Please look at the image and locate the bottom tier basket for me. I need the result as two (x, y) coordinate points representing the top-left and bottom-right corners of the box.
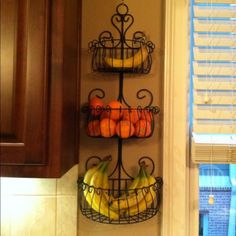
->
(78, 177), (163, 224)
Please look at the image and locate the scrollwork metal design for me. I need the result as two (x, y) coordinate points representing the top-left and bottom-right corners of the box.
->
(85, 156), (102, 171)
(88, 3), (155, 73)
(88, 88), (106, 101)
(138, 156), (155, 176)
(136, 89), (153, 108)
(111, 3), (134, 48)
(86, 87), (160, 112)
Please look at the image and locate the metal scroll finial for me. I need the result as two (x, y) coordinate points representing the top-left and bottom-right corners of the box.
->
(89, 2), (155, 74)
(116, 2), (128, 15)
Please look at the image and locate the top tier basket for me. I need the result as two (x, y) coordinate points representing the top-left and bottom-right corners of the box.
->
(88, 3), (155, 74)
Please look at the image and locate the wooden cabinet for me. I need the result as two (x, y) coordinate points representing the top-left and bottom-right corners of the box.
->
(0, 0), (81, 178)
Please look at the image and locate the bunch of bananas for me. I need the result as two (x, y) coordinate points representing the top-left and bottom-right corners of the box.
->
(82, 156), (119, 220)
(82, 158), (157, 220)
(110, 162), (157, 216)
(104, 46), (148, 69)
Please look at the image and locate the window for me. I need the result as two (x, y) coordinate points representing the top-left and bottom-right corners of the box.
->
(190, 0), (236, 163)
(199, 164), (234, 236)
(189, 1), (236, 236)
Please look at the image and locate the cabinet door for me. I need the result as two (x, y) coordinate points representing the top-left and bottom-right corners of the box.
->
(1, 0), (49, 164)
(0, 0), (81, 177)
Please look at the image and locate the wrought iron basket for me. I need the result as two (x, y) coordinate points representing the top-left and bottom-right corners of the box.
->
(83, 87), (161, 139)
(85, 105), (160, 139)
(89, 37), (155, 74)
(78, 170), (163, 224)
(88, 3), (155, 74)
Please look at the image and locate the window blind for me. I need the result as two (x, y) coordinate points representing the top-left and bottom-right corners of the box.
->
(191, 0), (236, 163)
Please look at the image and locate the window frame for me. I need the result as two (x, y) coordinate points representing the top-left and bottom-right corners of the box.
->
(163, 0), (198, 235)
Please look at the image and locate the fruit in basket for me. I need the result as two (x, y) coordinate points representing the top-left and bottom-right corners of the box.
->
(140, 110), (154, 122)
(88, 161), (118, 219)
(134, 119), (152, 137)
(122, 108), (140, 124)
(103, 100), (123, 121)
(110, 162), (149, 211)
(89, 96), (104, 116)
(104, 46), (148, 68)
(109, 162), (157, 217)
(83, 162), (103, 196)
(83, 156), (119, 220)
(126, 165), (157, 216)
(87, 120), (101, 136)
(100, 118), (116, 138)
(143, 168), (157, 208)
(116, 120), (135, 138)
(83, 161), (104, 208)
(100, 110), (109, 120)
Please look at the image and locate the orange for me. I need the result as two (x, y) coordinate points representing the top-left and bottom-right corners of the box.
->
(100, 110), (109, 120)
(134, 119), (152, 137)
(100, 118), (116, 138)
(87, 120), (101, 137)
(116, 120), (135, 138)
(103, 100), (123, 121)
(89, 96), (104, 116)
(122, 108), (140, 124)
(140, 110), (154, 122)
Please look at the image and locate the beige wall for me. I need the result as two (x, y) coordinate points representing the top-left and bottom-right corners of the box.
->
(78, 0), (165, 235)
(0, 165), (78, 236)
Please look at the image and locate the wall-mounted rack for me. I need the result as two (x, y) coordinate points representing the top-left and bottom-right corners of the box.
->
(78, 3), (163, 225)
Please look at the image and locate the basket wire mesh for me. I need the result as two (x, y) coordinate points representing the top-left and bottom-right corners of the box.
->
(78, 176), (163, 224)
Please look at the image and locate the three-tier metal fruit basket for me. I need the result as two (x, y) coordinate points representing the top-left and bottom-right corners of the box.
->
(78, 3), (163, 225)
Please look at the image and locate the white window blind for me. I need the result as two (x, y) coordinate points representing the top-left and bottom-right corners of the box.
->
(191, 0), (236, 163)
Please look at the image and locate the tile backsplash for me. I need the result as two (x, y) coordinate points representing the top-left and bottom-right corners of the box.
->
(0, 165), (78, 236)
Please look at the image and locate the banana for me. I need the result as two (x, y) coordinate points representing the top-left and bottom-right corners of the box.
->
(126, 174), (141, 194)
(143, 171), (157, 207)
(110, 164), (149, 211)
(83, 156), (112, 206)
(101, 165), (114, 202)
(119, 167), (141, 197)
(104, 46), (148, 68)
(87, 160), (119, 220)
(83, 161), (104, 206)
(108, 173), (141, 214)
(125, 167), (157, 216)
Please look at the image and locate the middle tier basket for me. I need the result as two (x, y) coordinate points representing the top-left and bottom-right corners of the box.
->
(85, 103), (160, 139)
